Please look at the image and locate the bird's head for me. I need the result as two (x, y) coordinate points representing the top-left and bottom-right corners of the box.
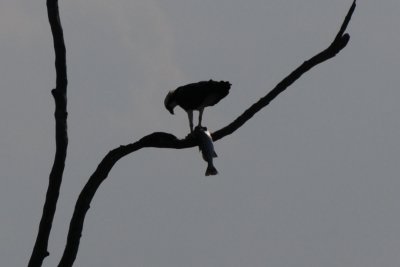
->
(164, 91), (177, 114)
(220, 81), (232, 89)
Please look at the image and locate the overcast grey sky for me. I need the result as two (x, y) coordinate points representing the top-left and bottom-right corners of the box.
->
(1, 0), (400, 266)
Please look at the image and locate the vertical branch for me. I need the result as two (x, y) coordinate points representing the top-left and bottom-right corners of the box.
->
(28, 0), (68, 266)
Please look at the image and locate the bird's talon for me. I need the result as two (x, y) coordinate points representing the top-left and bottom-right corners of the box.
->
(185, 131), (195, 139)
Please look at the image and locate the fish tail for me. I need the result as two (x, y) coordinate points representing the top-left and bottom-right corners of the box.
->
(205, 164), (218, 176)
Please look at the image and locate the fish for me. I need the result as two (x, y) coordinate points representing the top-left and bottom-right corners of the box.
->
(194, 126), (218, 176)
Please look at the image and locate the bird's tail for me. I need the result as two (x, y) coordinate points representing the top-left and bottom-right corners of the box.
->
(205, 164), (218, 176)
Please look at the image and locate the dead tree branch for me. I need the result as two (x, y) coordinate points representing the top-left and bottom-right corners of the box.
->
(213, 1), (356, 141)
(28, 0), (68, 266)
(58, 1), (356, 266)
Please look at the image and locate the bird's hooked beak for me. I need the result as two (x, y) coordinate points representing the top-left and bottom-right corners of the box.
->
(164, 91), (176, 115)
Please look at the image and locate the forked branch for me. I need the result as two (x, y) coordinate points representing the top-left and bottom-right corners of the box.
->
(59, 1), (356, 266)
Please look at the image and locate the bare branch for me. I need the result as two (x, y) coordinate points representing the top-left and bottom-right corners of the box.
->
(335, 0), (356, 43)
(28, 0), (68, 266)
(213, 0), (356, 141)
(58, 1), (356, 266)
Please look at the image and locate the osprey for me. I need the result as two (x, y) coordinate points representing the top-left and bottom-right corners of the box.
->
(164, 80), (231, 132)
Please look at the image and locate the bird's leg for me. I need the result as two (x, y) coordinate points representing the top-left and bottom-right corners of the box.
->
(198, 108), (204, 128)
(187, 110), (194, 132)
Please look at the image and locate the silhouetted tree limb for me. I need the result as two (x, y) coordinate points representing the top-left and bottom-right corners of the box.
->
(28, 0), (68, 266)
(213, 1), (356, 141)
(58, 1), (356, 266)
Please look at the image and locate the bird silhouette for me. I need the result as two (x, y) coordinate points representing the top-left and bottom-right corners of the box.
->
(164, 80), (231, 132)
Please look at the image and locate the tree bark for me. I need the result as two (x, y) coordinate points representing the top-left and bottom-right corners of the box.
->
(58, 1), (356, 266)
(28, 0), (68, 266)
